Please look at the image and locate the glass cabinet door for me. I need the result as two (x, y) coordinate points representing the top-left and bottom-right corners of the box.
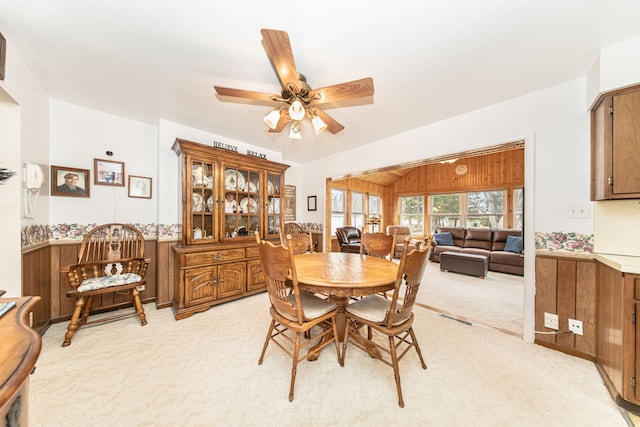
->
(222, 165), (261, 241)
(265, 173), (283, 239)
(190, 159), (216, 243)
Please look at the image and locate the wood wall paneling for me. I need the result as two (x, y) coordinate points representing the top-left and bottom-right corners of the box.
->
(535, 256), (558, 344)
(557, 259), (577, 348)
(535, 255), (596, 358)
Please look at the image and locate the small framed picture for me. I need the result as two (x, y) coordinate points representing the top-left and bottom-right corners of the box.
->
(94, 158), (125, 186)
(51, 166), (90, 197)
(307, 195), (317, 211)
(0, 32), (6, 81)
(128, 175), (152, 199)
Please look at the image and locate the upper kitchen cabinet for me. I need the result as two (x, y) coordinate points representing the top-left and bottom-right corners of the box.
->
(591, 85), (640, 200)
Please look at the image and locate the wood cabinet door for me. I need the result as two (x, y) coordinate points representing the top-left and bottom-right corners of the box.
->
(613, 91), (640, 196)
(217, 262), (246, 299)
(246, 259), (265, 291)
(184, 266), (217, 306)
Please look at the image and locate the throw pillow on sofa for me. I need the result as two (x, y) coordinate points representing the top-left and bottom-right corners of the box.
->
(504, 235), (523, 253)
(434, 232), (454, 246)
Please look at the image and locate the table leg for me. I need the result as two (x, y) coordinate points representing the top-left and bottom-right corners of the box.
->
(329, 295), (349, 341)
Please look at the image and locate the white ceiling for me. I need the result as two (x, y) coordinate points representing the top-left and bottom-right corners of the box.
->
(2, 1), (640, 163)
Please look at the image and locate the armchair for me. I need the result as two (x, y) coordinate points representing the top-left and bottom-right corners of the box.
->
(335, 226), (362, 253)
(386, 225), (420, 259)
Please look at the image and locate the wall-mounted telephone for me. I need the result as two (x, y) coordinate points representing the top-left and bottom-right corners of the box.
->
(23, 162), (45, 219)
(25, 162), (45, 191)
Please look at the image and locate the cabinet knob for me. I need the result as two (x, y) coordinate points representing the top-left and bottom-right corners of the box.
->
(214, 253), (223, 261)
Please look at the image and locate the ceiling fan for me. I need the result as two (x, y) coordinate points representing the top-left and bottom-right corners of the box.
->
(214, 29), (374, 139)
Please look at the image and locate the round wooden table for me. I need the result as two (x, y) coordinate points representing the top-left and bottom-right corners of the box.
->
(294, 252), (398, 340)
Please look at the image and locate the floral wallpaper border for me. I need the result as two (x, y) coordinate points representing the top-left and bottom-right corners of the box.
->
(21, 223), (182, 247)
(534, 231), (594, 254)
(22, 225), (594, 254)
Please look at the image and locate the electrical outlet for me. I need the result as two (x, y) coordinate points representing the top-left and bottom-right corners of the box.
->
(544, 312), (559, 330)
(569, 318), (583, 335)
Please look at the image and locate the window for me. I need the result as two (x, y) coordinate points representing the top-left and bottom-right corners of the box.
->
(399, 195), (424, 234)
(466, 190), (504, 228)
(514, 187), (524, 230)
(331, 188), (346, 234)
(352, 192), (365, 230)
(368, 194), (381, 219)
(428, 190), (506, 234)
(430, 193), (461, 231)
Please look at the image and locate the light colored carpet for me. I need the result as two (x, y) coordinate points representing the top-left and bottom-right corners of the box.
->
(418, 261), (524, 335)
(29, 289), (629, 426)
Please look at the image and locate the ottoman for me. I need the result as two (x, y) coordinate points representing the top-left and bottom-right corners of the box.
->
(439, 251), (488, 279)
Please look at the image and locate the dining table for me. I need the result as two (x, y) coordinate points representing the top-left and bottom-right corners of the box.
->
(293, 252), (399, 341)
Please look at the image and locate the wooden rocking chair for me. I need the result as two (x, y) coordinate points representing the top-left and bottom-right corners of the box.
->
(62, 223), (150, 347)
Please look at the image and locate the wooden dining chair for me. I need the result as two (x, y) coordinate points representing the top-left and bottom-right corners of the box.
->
(279, 228), (314, 255)
(360, 230), (397, 261)
(341, 237), (432, 407)
(254, 231), (342, 402)
(61, 223), (150, 347)
(283, 222), (305, 235)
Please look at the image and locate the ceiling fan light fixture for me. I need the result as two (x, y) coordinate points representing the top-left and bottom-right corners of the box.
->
(311, 113), (327, 135)
(288, 98), (305, 121)
(263, 109), (281, 129)
(288, 121), (302, 140)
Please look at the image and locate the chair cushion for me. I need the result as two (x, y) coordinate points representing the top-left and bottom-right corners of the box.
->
(434, 232), (454, 246)
(346, 294), (403, 324)
(77, 273), (142, 292)
(504, 235), (523, 253)
(282, 291), (337, 320)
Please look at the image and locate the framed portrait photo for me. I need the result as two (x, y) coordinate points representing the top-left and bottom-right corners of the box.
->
(128, 175), (152, 199)
(51, 165), (90, 198)
(94, 158), (125, 186)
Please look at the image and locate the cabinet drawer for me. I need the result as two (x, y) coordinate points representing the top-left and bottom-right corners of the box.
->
(183, 249), (245, 267)
(246, 246), (259, 258)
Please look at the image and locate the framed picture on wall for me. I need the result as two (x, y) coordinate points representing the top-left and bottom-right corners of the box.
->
(0, 32), (6, 81)
(307, 195), (317, 211)
(94, 158), (125, 186)
(128, 175), (152, 199)
(51, 165), (90, 197)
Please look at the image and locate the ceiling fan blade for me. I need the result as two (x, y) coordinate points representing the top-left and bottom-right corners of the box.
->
(313, 108), (345, 134)
(260, 29), (300, 94)
(309, 77), (374, 104)
(214, 86), (278, 103)
(268, 109), (290, 133)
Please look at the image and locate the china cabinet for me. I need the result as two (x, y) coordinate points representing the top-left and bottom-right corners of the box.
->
(591, 84), (640, 200)
(171, 138), (289, 319)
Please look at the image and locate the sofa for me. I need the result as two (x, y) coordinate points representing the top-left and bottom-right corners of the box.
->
(430, 227), (524, 275)
(335, 226), (362, 253)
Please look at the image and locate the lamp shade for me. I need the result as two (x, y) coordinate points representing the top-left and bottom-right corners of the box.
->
(263, 109), (281, 129)
(311, 115), (327, 134)
(288, 99), (305, 121)
(288, 121), (301, 140)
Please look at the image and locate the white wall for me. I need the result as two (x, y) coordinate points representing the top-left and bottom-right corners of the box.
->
(0, 92), (22, 296)
(49, 100), (158, 224)
(301, 78), (593, 236)
(0, 32), (50, 296)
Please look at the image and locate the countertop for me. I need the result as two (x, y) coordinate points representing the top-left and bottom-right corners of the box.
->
(593, 253), (640, 274)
